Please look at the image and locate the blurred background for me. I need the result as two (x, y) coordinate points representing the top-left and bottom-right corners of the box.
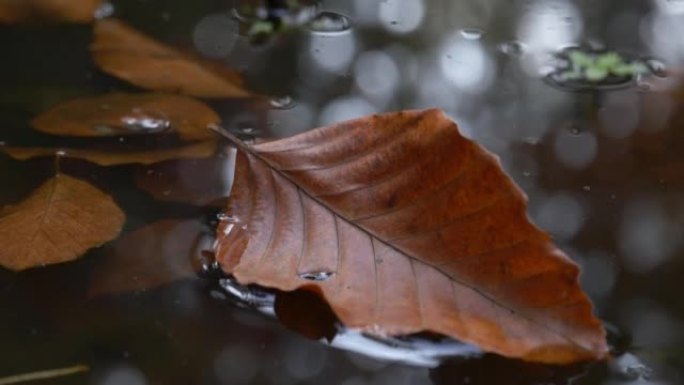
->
(1, 0), (683, 384)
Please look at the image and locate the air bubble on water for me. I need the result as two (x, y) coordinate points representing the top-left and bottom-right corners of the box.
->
(308, 11), (352, 36)
(499, 41), (524, 56)
(120, 109), (171, 134)
(94, 2), (115, 19)
(613, 353), (653, 381)
(269, 95), (297, 110)
(646, 59), (667, 77)
(459, 28), (483, 40)
(218, 277), (274, 308)
(298, 271), (334, 281)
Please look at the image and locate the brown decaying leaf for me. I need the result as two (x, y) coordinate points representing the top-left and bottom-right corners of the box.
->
(0, 174), (125, 271)
(0, 0), (101, 24)
(32, 93), (219, 141)
(2, 140), (217, 166)
(214, 109), (608, 364)
(91, 19), (250, 99)
(88, 220), (206, 297)
(134, 152), (235, 206)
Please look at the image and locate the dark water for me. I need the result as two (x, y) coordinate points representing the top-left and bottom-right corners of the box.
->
(1, 0), (684, 384)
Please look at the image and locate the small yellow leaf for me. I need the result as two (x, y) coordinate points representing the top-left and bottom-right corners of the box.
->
(2, 140), (217, 166)
(0, 174), (125, 271)
(32, 93), (220, 141)
(91, 19), (250, 98)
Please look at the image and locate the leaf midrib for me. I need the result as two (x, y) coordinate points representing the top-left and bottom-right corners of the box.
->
(215, 128), (595, 353)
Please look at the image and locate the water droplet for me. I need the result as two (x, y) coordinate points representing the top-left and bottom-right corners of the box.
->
(499, 41), (524, 56)
(236, 121), (255, 134)
(646, 59), (667, 77)
(217, 213), (240, 223)
(298, 271), (334, 281)
(269, 95), (297, 110)
(636, 77), (653, 93)
(459, 28), (483, 40)
(308, 11), (352, 35)
(196, 250), (223, 279)
(566, 123), (582, 135)
(94, 2), (115, 19)
(218, 277), (274, 307)
(120, 109), (171, 134)
(583, 185), (591, 191)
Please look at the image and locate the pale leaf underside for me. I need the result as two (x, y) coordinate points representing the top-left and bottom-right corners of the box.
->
(215, 109), (608, 364)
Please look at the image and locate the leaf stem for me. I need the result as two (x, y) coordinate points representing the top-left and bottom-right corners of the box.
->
(0, 364), (89, 385)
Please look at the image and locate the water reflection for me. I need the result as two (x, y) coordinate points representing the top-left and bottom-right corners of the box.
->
(378, 0), (426, 34)
(2, 0), (684, 384)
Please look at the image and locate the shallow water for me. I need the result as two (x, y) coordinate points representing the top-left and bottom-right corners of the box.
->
(2, 0), (684, 384)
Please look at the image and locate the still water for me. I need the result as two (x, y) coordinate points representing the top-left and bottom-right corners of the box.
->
(1, 0), (683, 384)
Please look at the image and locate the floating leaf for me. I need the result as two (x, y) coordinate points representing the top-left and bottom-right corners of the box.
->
(91, 19), (250, 98)
(2, 140), (217, 166)
(0, 0), (102, 24)
(32, 93), (219, 141)
(134, 152), (235, 206)
(88, 220), (208, 297)
(214, 109), (608, 364)
(0, 174), (125, 271)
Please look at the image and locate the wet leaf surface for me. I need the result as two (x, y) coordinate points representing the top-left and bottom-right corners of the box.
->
(88, 219), (209, 297)
(91, 19), (250, 98)
(31, 93), (219, 141)
(215, 109), (608, 364)
(0, 174), (125, 271)
(0, 0), (102, 24)
(2, 140), (217, 166)
(134, 153), (235, 207)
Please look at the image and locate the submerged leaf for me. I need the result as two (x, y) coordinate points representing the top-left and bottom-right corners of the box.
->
(32, 93), (219, 141)
(2, 140), (217, 166)
(91, 19), (250, 98)
(88, 220), (208, 297)
(0, 0), (101, 24)
(134, 153), (235, 206)
(214, 109), (608, 364)
(0, 174), (125, 271)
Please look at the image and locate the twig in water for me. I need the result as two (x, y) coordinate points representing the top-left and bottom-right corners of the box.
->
(0, 364), (89, 385)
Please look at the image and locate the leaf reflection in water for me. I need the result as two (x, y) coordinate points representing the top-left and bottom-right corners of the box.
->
(216, 276), (481, 367)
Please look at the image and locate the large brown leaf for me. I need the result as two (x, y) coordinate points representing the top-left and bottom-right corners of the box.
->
(0, 0), (101, 24)
(91, 19), (250, 98)
(0, 174), (125, 271)
(214, 109), (608, 364)
(31, 93), (219, 141)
